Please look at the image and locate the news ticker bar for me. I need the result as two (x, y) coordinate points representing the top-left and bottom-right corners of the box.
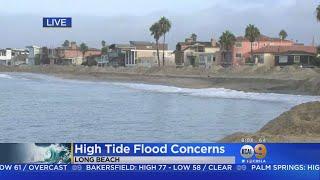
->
(1, 164), (320, 172)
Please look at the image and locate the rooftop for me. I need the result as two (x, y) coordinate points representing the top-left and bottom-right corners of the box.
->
(252, 45), (317, 55)
(130, 41), (168, 50)
(109, 44), (135, 49)
(177, 41), (214, 47)
(129, 41), (154, 46)
(236, 34), (293, 43)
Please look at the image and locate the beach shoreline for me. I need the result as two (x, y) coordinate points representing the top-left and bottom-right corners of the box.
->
(1, 65), (320, 96)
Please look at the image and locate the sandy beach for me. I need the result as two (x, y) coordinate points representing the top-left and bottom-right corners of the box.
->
(0, 65), (320, 96)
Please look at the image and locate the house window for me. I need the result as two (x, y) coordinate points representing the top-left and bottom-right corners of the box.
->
(236, 53), (242, 58)
(235, 42), (242, 48)
(294, 56), (300, 63)
(199, 56), (205, 63)
(257, 55), (264, 64)
(279, 56), (288, 63)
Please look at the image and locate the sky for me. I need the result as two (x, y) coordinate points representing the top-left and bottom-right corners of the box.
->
(0, 0), (319, 49)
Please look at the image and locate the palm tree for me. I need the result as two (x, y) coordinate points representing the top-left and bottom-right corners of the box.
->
(317, 4), (320, 21)
(62, 40), (70, 48)
(219, 31), (236, 63)
(219, 31), (236, 51)
(80, 43), (89, 62)
(191, 33), (197, 42)
(245, 24), (260, 61)
(279, 30), (288, 40)
(101, 40), (106, 47)
(159, 16), (171, 66)
(150, 22), (162, 67)
(101, 40), (109, 55)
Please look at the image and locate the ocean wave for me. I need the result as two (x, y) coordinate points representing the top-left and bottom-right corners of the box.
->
(0, 74), (13, 79)
(112, 82), (320, 104)
(24, 143), (71, 163)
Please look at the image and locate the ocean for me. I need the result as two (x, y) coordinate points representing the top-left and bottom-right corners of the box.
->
(0, 73), (319, 142)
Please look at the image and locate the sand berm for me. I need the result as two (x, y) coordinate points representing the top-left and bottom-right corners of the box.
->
(219, 101), (320, 142)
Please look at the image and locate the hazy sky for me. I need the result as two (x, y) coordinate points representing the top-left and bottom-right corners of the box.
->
(0, 0), (319, 49)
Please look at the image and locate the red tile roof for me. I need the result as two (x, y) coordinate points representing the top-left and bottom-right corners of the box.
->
(252, 45), (317, 55)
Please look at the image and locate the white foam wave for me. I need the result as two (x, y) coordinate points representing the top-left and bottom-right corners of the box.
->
(0, 74), (13, 79)
(112, 82), (320, 104)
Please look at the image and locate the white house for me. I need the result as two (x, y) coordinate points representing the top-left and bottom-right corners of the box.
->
(124, 41), (175, 67)
(0, 49), (12, 65)
(26, 45), (40, 65)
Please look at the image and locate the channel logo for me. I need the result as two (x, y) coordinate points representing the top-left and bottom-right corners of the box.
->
(240, 144), (267, 159)
(43, 17), (72, 28)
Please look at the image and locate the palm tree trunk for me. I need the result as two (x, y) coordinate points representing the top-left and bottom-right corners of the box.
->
(250, 42), (253, 64)
(156, 40), (160, 67)
(83, 52), (85, 63)
(162, 33), (166, 66)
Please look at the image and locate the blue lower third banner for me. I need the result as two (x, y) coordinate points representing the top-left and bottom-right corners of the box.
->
(1, 143), (320, 179)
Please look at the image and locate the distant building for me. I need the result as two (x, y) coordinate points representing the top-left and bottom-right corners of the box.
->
(11, 54), (28, 65)
(98, 55), (109, 67)
(0, 48), (28, 65)
(42, 42), (101, 65)
(108, 44), (134, 67)
(128, 41), (174, 67)
(39, 47), (51, 65)
(223, 34), (295, 66)
(252, 45), (317, 67)
(174, 35), (220, 68)
(83, 54), (100, 66)
(26, 45), (40, 65)
(12, 48), (28, 55)
(0, 49), (12, 65)
(108, 41), (174, 67)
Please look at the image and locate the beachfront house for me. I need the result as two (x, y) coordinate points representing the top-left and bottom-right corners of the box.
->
(223, 34), (295, 66)
(11, 54), (28, 65)
(128, 41), (174, 67)
(174, 35), (220, 68)
(108, 44), (135, 67)
(85, 54), (102, 66)
(41, 42), (101, 65)
(0, 49), (12, 65)
(98, 55), (109, 67)
(26, 45), (40, 65)
(252, 45), (317, 67)
(108, 41), (174, 67)
(0, 48), (29, 66)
